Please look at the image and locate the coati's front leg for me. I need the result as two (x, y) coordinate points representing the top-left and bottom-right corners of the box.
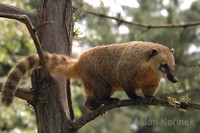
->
(122, 83), (144, 101)
(142, 85), (158, 101)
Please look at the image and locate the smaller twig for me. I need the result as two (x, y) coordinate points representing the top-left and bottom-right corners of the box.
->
(0, 13), (51, 81)
(0, 82), (34, 103)
(135, 28), (151, 40)
(188, 102), (200, 109)
(34, 21), (53, 31)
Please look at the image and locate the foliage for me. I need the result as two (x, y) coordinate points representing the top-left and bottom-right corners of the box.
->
(0, 0), (36, 76)
(0, 0), (37, 132)
(0, 99), (36, 133)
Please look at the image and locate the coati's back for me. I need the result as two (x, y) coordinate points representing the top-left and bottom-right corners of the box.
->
(76, 41), (169, 87)
(77, 43), (127, 86)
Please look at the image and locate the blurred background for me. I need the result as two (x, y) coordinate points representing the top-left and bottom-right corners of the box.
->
(0, 0), (200, 132)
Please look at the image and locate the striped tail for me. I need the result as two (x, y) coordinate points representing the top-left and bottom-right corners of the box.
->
(1, 54), (40, 106)
(1, 52), (78, 106)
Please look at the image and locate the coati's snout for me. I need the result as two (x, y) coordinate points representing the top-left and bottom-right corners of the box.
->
(166, 71), (178, 83)
(160, 63), (178, 83)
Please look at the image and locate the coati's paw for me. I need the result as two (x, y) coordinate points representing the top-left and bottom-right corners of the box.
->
(145, 95), (157, 101)
(85, 98), (101, 111)
(102, 97), (119, 104)
(136, 96), (145, 100)
(130, 95), (145, 101)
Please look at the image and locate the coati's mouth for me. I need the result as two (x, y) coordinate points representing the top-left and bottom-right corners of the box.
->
(166, 72), (178, 83)
(159, 63), (178, 83)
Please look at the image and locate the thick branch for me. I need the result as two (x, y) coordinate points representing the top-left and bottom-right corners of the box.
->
(0, 13), (51, 80)
(0, 82), (34, 103)
(80, 9), (200, 29)
(70, 98), (200, 130)
(0, 3), (37, 25)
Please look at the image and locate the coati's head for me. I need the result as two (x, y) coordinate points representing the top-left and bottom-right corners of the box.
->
(148, 46), (178, 83)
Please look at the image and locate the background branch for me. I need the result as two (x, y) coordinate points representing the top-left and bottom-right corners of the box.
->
(0, 13), (51, 80)
(0, 3), (37, 25)
(79, 8), (200, 29)
(0, 82), (34, 103)
(70, 98), (200, 130)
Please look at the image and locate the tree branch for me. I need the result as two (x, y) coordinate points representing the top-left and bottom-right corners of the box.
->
(0, 3), (37, 25)
(0, 13), (51, 81)
(70, 98), (200, 130)
(79, 9), (200, 29)
(0, 82), (34, 104)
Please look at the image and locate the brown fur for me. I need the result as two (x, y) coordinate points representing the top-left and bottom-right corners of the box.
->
(1, 41), (177, 110)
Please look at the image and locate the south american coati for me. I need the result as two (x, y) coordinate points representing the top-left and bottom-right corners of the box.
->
(1, 41), (178, 110)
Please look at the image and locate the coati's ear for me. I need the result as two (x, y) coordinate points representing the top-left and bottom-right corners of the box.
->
(150, 48), (159, 57)
(171, 48), (175, 54)
(148, 48), (159, 61)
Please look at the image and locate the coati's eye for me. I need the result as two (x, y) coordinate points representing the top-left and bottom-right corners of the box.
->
(161, 63), (168, 69)
(160, 63), (169, 73)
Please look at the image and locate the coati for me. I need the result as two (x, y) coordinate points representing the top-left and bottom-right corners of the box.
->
(1, 41), (178, 110)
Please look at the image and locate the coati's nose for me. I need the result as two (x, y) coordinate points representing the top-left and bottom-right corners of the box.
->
(167, 73), (178, 83)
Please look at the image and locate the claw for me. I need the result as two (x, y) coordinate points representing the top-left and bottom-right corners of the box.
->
(137, 96), (145, 100)
(145, 96), (157, 101)
(102, 98), (119, 104)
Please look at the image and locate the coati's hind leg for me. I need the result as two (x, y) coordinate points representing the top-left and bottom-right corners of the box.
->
(82, 79), (113, 111)
(84, 96), (100, 111)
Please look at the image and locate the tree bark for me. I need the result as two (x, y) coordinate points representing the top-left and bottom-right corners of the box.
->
(31, 0), (75, 132)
